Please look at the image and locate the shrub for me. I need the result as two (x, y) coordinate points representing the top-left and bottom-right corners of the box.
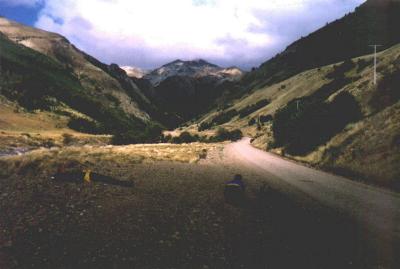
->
(326, 59), (355, 80)
(211, 110), (239, 125)
(144, 122), (164, 142)
(248, 118), (256, 126)
(199, 149), (208, 159)
(62, 133), (75, 145)
(162, 134), (172, 143)
(272, 91), (361, 155)
(369, 69), (400, 111)
(179, 132), (197, 143)
(229, 129), (244, 141)
(111, 122), (163, 145)
(238, 99), (270, 118)
(171, 136), (182, 144)
(198, 121), (212, 131)
(42, 139), (56, 148)
(111, 130), (145, 145)
(105, 93), (121, 105)
(211, 128), (243, 142)
(357, 58), (372, 72)
(67, 117), (103, 134)
(259, 115), (273, 123)
(165, 132), (203, 144)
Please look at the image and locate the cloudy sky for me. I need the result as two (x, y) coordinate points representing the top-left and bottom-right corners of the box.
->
(0, 0), (366, 69)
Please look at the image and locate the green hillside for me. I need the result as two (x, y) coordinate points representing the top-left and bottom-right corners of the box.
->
(0, 33), (160, 142)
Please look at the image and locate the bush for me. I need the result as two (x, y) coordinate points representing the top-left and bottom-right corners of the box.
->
(62, 133), (75, 145)
(248, 118), (256, 126)
(238, 99), (270, 118)
(211, 128), (243, 142)
(272, 91), (361, 155)
(211, 110), (239, 125)
(144, 122), (164, 142)
(179, 132), (197, 143)
(357, 58), (372, 72)
(164, 132), (203, 144)
(326, 59), (355, 80)
(67, 117), (103, 134)
(111, 130), (145, 145)
(259, 115), (273, 123)
(111, 122), (163, 145)
(198, 121), (212, 131)
(369, 69), (400, 111)
(162, 134), (172, 143)
(229, 129), (244, 141)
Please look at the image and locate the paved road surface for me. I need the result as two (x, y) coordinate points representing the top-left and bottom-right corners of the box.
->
(225, 138), (400, 266)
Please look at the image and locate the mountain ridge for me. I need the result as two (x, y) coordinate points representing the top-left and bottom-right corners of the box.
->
(241, 0), (400, 93)
(144, 59), (244, 86)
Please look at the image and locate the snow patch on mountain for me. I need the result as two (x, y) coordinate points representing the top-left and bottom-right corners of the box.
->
(144, 59), (244, 86)
(121, 66), (150, 78)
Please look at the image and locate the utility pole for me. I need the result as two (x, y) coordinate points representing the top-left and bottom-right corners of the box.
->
(369, 45), (382, 85)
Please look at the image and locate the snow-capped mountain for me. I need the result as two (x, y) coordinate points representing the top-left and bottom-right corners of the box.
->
(121, 66), (150, 79)
(144, 59), (244, 86)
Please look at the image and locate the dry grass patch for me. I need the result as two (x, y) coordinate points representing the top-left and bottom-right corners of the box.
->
(0, 143), (222, 178)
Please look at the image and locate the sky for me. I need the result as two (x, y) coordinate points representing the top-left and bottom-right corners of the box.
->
(0, 0), (366, 70)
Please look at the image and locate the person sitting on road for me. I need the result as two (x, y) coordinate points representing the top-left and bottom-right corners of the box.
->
(224, 174), (246, 206)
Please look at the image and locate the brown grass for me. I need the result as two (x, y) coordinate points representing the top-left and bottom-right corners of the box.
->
(0, 142), (223, 178)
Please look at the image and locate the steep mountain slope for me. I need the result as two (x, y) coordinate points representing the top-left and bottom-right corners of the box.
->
(0, 31), (146, 134)
(188, 42), (400, 189)
(0, 17), (166, 143)
(242, 0), (400, 93)
(0, 16), (151, 121)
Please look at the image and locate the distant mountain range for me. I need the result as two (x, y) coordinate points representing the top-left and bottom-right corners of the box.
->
(120, 66), (150, 79)
(143, 59), (244, 86)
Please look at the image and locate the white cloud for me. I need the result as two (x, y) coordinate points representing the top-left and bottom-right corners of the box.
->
(33, 0), (366, 69)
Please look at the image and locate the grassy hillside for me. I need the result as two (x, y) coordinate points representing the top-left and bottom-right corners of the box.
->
(187, 43), (400, 190)
(0, 33), (163, 143)
(0, 17), (152, 121)
(241, 0), (400, 94)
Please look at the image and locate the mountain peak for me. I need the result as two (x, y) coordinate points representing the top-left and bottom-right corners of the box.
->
(144, 59), (242, 86)
(166, 59), (217, 68)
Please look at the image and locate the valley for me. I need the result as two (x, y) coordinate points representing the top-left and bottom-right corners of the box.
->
(0, 0), (400, 268)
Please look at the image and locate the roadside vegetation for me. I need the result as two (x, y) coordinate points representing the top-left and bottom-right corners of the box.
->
(272, 91), (361, 155)
(164, 128), (243, 144)
(0, 142), (220, 179)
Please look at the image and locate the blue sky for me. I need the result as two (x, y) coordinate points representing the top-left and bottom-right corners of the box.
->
(0, 2), (41, 26)
(0, 0), (366, 69)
